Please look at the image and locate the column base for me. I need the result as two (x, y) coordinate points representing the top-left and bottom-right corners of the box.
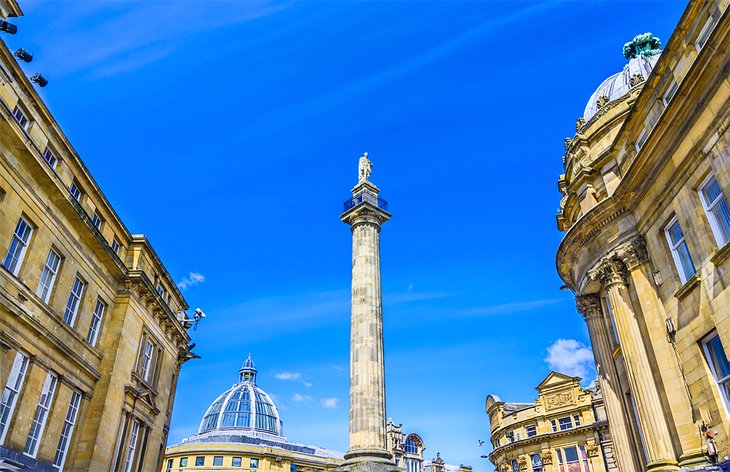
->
(678, 449), (712, 469)
(646, 458), (679, 471)
(340, 449), (398, 472)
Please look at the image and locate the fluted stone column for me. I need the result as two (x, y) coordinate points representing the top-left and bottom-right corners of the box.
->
(591, 255), (678, 471)
(576, 294), (640, 472)
(340, 159), (395, 471)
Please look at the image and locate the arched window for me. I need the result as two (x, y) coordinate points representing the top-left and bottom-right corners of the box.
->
(405, 439), (418, 454)
(511, 459), (519, 472)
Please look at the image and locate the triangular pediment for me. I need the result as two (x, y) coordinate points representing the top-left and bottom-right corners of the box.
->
(536, 371), (580, 392)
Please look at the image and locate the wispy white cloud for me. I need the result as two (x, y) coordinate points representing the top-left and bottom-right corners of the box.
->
(320, 397), (339, 409)
(275, 372), (302, 381)
(458, 298), (568, 318)
(302, 381), (313, 388)
(545, 339), (595, 380)
(32, 1), (289, 78)
(292, 393), (312, 403)
(177, 272), (205, 290)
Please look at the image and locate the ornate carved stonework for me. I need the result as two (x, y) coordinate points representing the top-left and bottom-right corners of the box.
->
(545, 392), (575, 410)
(586, 444), (600, 457)
(629, 73), (645, 86)
(575, 293), (602, 320)
(564, 137), (572, 151)
(596, 95), (610, 108)
(540, 453), (553, 465)
(613, 235), (648, 269)
(588, 258), (628, 288)
(588, 235), (648, 287)
(518, 456), (529, 471)
(576, 117), (586, 131)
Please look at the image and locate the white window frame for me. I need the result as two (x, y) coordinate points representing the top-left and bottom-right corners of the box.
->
(111, 238), (121, 256)
(0, 352), (30, 444)
(123, 419), (140, 472)
(696, 15), (718, 51)
(3, 216), (33, 276)
(63, 276), (85, 326)
(698, 173), (730, 247)
(37, 248), (61, 303)
(663, 78), (679, 107)
(69, 182), (82, 202)
(12, 105), (28, 130)
(24, 372), (57, 457)
(701, 331), (730, 414)
(635, 128), (649, 152)
(53, 390), (81, 471)
(90, 212), (103, 231)
(87, 298), (107, 346)
(42, 146), (58, 170)
(526, 425), (537, 437)
(665, 216), (696, 284)
(140, 340), (154, 382)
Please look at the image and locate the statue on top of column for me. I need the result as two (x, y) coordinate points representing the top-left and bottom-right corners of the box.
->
(358, 152), (372, 182)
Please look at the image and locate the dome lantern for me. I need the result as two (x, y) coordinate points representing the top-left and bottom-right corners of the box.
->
(239, 353), (257, 384)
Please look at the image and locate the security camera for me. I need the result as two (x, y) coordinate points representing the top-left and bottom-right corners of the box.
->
(194, 308), (206, 320)
(30, 73), (48, 87)
(0, 20), (17, 35)
(14, 49), (32, 63)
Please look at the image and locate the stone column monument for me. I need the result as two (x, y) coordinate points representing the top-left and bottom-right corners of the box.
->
(339, 153), (396, 472)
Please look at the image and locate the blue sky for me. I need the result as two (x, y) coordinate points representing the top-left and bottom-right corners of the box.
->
(8, 0), (687, 469)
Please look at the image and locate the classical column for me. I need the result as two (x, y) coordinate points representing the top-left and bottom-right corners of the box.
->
(576, 294), (639, 472)
(591, 255), (678, 471)
(340, 154), (394, 468)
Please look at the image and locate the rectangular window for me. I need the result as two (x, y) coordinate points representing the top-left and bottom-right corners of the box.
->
(24, 372), (58, 457)
(3, 216), (32, 276)
(531, 454), (543, 472)
(250, 458), (259, 468)
(87, 298), (107, 346)
(180, 457), (188, 467)
(140, 339), (155, 382)
(558, 417), (573, 430)
(665, 217), (696, 284)
(37, 248), (61, 303)
(156, 283), (165, 297)
(573, 415), (581, 426)
(696, 15), (718, 51)
(0, 352), (29, 443)
(702, 331), (730, 412)
(663, 78), (679, 106)
(91, 212), (103, 231)
(232, 457), (242, 467)
(63, 276), (85, 326)
(699, 174), (730, 247)
(550, 419), (557, 432)
(123, 420), (139, 472)
(42, 147), (58, 169)
(111, 238), (121, 256)
(213, 456), (223, 466)
(69, 182), (82, 202)
(291, 465), (298, 472)
(635, 128), (649, 151)
(165, 459), (173, 471)
(53, 390), (81, 470)
(195, 456), (205, 466)
(526, 425), (537, 437)
(12, 105), (28, 129)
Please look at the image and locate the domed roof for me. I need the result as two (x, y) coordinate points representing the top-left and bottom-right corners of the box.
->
(583, 33), (662, 121)
(197, 355), (283, 437)
(583, 54), (659, 121)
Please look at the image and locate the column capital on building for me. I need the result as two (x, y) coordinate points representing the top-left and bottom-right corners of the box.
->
(575, 293), (602, 320)
(588, 258), (629, 288)
(613, 235), (649, 270)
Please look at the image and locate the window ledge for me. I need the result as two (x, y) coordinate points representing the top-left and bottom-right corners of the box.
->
(710, 242), (730, 265)
(674, 274), (701, 300)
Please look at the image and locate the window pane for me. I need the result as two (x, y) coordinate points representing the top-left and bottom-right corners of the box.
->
(707, 334), (730, 379)
(676, 241), (696, 280)
(214, 456), (223, 466)
(563, 446), (579, 462)
(0, 353), (29, 443)
(232, 457), (242, 467)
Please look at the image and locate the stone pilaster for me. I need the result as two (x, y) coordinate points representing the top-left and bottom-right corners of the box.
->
(590, 254), (678, 471)
(576, 294), (640, 472)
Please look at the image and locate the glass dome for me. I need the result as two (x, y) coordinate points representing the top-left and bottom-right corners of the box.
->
(197, 355), (283, 436)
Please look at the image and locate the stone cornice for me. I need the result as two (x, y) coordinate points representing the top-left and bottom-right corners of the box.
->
(489, 421), (608, 458)
(126, 270), (190, 346)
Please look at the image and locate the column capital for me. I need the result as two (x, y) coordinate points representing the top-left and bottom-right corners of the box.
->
(576, 293), (602, 320)
(589, 258), (629, 288)
(613, 235), (648, 270)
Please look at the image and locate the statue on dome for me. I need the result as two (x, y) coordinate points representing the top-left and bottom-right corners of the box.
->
(623, 32), (661, 59)
(358, 152), (372, 181)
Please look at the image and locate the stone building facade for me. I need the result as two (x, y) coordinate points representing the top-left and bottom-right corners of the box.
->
(0, 1), (197, 470)
(386, 419), (425, 472)
(556, 0), (730, 470)
(486, 372), (615, 472)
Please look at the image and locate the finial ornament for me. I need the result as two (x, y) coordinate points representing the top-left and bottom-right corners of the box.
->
(358, 152), (373, 182)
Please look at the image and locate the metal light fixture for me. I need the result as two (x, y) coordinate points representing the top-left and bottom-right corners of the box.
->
(0, 20), (17, 34)
(14, 48), (32, 63)
(30, 73), (48, 87)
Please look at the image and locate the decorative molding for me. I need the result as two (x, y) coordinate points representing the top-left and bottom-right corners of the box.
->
(545, 392), (575, 410)
(588, 235), (649, 287)
(575, 294), (602, 320)
(589, 258), (629, 288)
